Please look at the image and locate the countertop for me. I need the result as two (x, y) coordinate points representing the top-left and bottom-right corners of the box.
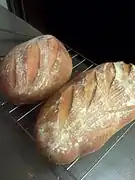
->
(0, 5), (42, 56)
(0, 111), (58, 180)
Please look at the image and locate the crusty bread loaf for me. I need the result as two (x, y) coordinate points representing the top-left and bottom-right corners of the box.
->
(36, 61), (135, 164)
(0, 35), (72, 105)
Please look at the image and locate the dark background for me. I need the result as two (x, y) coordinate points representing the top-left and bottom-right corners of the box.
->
(7, 0), (135, 64)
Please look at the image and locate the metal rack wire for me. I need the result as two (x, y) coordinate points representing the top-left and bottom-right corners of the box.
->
(0, 46), (135, 180)
(1, 40), (135, 180)
(3, 44), (133, 180)
(1, 45), (135, 180)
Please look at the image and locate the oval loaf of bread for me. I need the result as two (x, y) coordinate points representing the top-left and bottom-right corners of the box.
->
(36, 61), (135, 164)
(0, 35), (72, 105)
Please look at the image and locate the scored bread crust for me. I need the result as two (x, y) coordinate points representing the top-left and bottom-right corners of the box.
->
(0, 35), (72, 105)
(36, 61), (135, 165)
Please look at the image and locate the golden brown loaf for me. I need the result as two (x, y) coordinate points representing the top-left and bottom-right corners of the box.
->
(0, 35), (72, 104)
(36, 61), (135, 164)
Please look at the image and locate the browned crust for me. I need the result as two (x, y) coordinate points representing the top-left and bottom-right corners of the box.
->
(26, 42), (40, 84)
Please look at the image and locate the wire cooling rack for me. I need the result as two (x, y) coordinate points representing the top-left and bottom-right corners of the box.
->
(1, 46), (133, 180)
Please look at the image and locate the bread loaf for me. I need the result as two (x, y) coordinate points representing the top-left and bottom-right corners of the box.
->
(0, 35), (72, 105)
(36, 61), (135, 164)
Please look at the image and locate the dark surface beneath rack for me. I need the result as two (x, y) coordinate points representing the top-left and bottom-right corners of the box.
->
(1, 47), (135, 180)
